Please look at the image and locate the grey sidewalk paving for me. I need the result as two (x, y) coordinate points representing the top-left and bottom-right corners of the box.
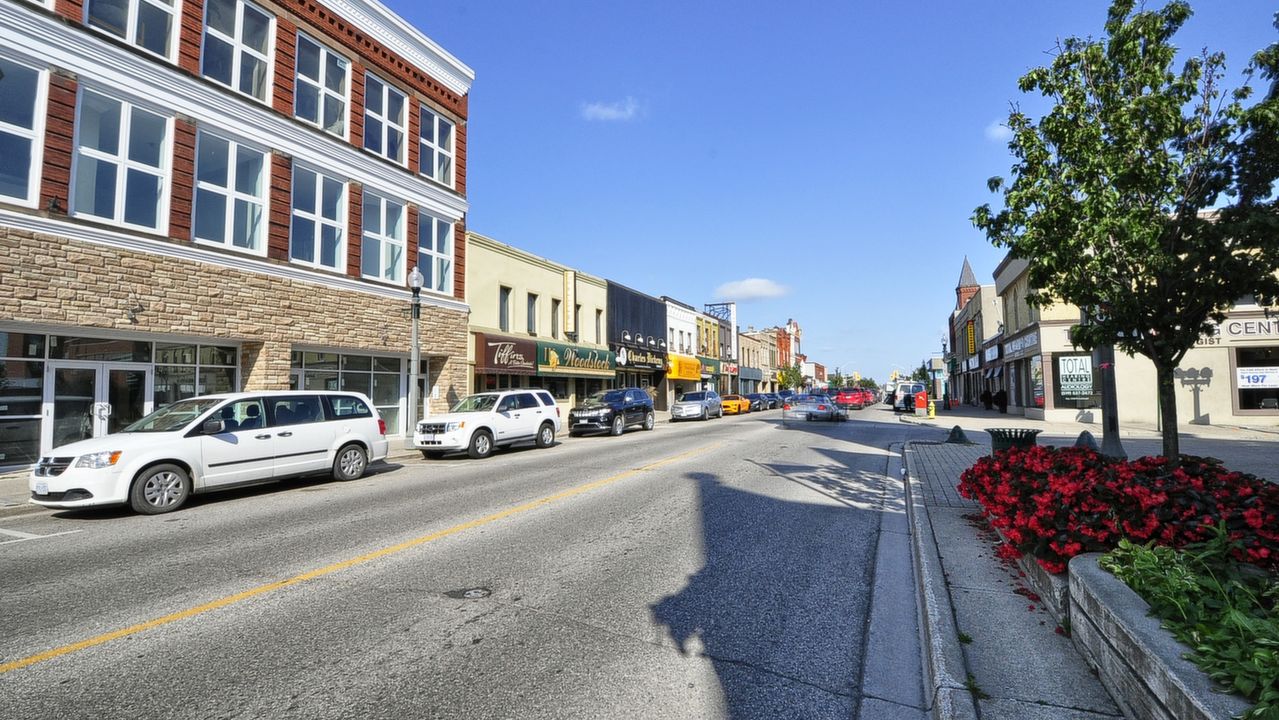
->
(904, 440), (1122, 720)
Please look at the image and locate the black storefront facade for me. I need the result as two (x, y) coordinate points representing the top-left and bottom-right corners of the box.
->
(607, 281), (669, 408)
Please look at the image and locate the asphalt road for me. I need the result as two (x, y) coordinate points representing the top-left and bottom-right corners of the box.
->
(0, 408), (930, 719)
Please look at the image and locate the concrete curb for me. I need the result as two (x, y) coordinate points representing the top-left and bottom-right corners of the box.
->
(902, 442), (980, 720)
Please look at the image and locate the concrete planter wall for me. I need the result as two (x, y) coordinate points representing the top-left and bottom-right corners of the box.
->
(1068, 554), (1251, 720)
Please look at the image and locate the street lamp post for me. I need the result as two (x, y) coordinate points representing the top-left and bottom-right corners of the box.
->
(405, 266), (424, 450)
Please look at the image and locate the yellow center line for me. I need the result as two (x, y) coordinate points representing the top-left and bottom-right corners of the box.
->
(0, 442), (719, 675)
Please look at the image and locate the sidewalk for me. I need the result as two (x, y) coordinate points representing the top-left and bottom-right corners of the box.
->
(904, 440), (1123, 719)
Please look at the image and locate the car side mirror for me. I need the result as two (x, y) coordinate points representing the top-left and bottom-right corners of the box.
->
(203, 419), (225, 435)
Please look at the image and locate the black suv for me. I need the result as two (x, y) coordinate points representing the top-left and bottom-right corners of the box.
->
(567, 388), (656, 436)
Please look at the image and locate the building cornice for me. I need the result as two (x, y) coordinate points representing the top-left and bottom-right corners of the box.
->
(330, 0), (475, 96)
(466, 232), (605, 285)
(1, 209), (471, 313)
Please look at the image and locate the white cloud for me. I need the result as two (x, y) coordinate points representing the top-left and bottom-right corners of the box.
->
(714, 278), (789, 301)
(985, 120), (1013, 142)
(580, 96), (641, 122)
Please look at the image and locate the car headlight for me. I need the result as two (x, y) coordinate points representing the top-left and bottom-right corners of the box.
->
(76, 451), (123, 469)
(446, 422), (463, 432)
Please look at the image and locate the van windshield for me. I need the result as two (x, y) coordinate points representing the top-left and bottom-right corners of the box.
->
(123, 398), (225, 432)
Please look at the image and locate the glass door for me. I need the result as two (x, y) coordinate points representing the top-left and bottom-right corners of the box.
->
(42, 363), (153, 454)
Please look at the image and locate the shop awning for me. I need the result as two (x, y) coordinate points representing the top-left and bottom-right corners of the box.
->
(993, 367), (1003, 377)
(983, 369), (993, 379)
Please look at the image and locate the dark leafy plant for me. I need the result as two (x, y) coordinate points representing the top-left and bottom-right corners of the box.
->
(1101, 530), (1279, 719)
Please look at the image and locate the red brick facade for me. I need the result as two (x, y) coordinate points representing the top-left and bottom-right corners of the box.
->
(39, 73), (77, 217)
(169, 118), (198, 241)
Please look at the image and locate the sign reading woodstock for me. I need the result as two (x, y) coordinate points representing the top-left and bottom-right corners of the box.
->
(536, 341), (616, 377)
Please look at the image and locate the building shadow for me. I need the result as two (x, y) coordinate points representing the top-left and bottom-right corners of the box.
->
(649, 470), (881, 718)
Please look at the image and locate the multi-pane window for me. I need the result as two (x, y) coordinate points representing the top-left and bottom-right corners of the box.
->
(294, 34), (347, 137)
(86, 0), (177, 58)
(527, 293), (538, 335)
(418, 105), (454, 187)
(499, 286), (511, 332)
(72, 89), (168, 230)
(551, 299), (561, 339)
(290, 165), (345, 270)
(360, 191), (404, 283)
(363, 74), (406, 164)
(416, 212), (453, 294)
(0, 57), (44, 206)
(202, 0), (272, 102)
(192, 131), (266, 252)
(596, 310), (603, 343)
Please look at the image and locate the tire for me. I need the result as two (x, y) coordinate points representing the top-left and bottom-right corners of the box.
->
(333, 443), (368, 481)
(421, 450), (445, 460)
(536, 422), (556, 448)
(700, 408), (708, 421)
(129, 463), (191, 515)
(468, 430), (494, 459)
(642, 411), (655, 431)
(610, 415), (625, 436)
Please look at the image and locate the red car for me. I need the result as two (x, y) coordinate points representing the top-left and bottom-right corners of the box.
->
(832, 387), (868, 410)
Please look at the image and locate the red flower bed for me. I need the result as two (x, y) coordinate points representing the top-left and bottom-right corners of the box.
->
(956, 446), (1279, 574)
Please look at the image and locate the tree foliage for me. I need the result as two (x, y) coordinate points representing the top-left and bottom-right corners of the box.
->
(973, 0), (1279, 459)
(778, 363), (804, 390)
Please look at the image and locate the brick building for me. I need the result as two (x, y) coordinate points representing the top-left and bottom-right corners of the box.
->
(0, 0), (473, 467)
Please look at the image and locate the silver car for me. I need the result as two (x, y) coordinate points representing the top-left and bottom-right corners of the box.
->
(670, 390), (723, 421)
(783, 393), (844, 422)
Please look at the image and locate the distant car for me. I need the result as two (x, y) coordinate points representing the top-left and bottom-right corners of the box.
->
(744, 393), (767, 411)
(777, 389), (796, 403)
(415, 390), (561, 459)
(671, 390), (723, 421)
(567, 388), (655, 437)
(30, 391), (389, 514)
(783, 393), (845, 422)
(832, 387), (864, 410)
(721, 394), (751, 415)
(761, 393), (781, 409)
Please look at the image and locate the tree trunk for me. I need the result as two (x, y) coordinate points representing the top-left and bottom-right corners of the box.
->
(1155, 363), (1180, 462)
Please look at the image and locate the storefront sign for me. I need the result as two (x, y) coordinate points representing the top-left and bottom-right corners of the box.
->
(966, 320), (976, 355)
(1057, 354), (1094, 399)
(613, 344), (666, 372)
(668, 354), (702, 381)
(965, 356), (980, 371)
(739, 367), (764, 381)
(475, 333), (537, 375)
(536, 340), (616, 377)
(1004, 331), (1039, 359)
(1238, 366), (1279, 389)
(698, 356), (721, 376)
(723, 362), (739, 374)
(1225, 319), (1279, 340)
(984, 346), (1000, 363)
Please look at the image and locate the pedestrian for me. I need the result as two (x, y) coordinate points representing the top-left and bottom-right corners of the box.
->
(981, 389), (992, 410)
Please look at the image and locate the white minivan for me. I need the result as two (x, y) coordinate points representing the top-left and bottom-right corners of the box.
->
(29, 391), (389, 514)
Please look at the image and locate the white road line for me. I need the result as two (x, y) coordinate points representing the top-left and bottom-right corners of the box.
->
(0, 529), (82, 545)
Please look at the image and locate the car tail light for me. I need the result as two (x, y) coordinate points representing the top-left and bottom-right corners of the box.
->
(783, 403), (790, 410)
(818, 404), (827, 411)
(378, 418), (387, 436)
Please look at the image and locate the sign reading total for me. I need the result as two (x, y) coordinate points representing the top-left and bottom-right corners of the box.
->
(1058, 354), (1094, 399)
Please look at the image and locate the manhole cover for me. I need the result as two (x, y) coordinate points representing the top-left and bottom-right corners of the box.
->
(445, 587), (492, 600)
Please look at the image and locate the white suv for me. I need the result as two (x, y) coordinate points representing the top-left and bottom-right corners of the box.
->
(414, 390), (561, 459)
(29, 391), (389, 514)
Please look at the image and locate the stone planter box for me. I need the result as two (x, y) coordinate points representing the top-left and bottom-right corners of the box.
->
(1068, 554), (1251, 720)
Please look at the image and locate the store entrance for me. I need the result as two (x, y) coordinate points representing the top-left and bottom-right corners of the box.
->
(42, 362), (153, 453)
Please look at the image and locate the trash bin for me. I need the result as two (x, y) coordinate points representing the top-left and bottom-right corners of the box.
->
(985, 428), (1042, 453)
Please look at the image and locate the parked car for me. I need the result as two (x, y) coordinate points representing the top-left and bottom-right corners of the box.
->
(777, 389), (796, 403)
(832, 387), (864, 410)
(415, 389), (561, 459)
(671, 390), (723, 421)
(894, 382), (927, 412)
(762, 392), (781, 409)
(782, 393), (845, 422)
(567, 388), (655, 437)
(29, 391), (389, 515)
(744, 393), (768, 411)
(721, 394), (752, 415)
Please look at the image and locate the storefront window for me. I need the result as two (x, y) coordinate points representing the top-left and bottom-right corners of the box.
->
(0, 358), (43, 465)
(1052, 352), (1099, 409)
(1236, 346), (1279, 411)
(1031, 356), (1044, 408)
(49, 336), (152, 362)
(0, 332), (44, 359)
(154, 343), (239, 405)
(294, 351), (402, 431)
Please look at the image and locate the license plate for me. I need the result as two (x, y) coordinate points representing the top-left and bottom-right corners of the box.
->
(577, 420), (589, 425)
(35, 482), (48, 495)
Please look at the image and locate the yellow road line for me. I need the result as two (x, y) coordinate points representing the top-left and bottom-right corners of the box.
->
(0, 442), (718, 675)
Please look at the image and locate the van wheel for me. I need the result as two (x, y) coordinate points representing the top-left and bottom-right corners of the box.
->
(468, 430), (494, 459)
(643, 412), (655, 431)
(333, 444), (368, 481)
(130, 464), (191, 514)
(611, 415), (625, 436)
(536, 422), (556, 448)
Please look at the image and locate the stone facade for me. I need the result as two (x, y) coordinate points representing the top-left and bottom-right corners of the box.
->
(0, 227), (470, 414)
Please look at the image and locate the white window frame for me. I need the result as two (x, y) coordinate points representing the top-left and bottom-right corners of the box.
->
(293, 32), (349, 139)
(360, 191), (405, 285)
(0, 54), (48, 209)
(201, 0), (274, 103)
(289, 164), (347, 272)
(84, 0), (180, 62)
(418, 104), (454, 188)
(70, 87), (171, 233)
(191, 130), (268, 256)
(415, 210), (453, 297)
(363, 73), (407, 166)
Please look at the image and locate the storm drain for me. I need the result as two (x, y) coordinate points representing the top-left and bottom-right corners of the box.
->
(444, 587), (492, 600)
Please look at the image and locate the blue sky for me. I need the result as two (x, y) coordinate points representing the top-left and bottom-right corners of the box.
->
(391, 1), (1276, 385)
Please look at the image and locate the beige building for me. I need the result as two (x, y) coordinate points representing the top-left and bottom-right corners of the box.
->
(465, 233), (611, 412)
(993, 252), (1279, 427)
(742, 328), (780, 393)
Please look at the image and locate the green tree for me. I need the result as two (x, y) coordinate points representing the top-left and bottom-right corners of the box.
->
(911, 361), (929, 382)
(779, 363), (804, 390)
(828, 372), (846, 389)
(973, 1), (1279, 461)
(856, 376), (879, 391)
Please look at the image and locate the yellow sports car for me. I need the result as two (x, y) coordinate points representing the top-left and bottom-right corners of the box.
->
(720, 394), (751, 415)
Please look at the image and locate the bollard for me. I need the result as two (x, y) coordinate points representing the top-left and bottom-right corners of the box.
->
(1074, 430), (1100, 451)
